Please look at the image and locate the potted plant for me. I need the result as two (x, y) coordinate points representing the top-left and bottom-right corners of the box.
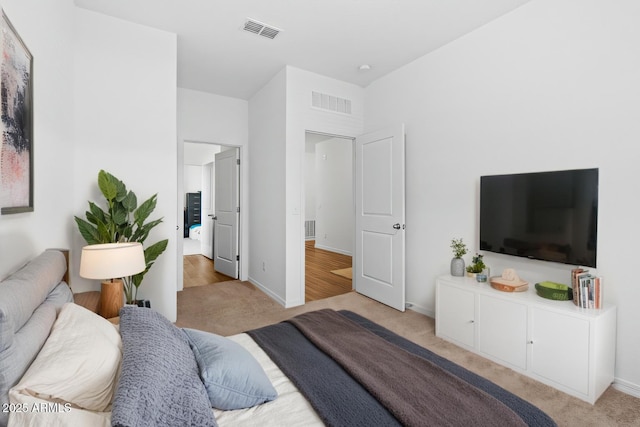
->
(450, 238), (467, 277)
(466, 253), (486, 278)
(75, 170), (168, 304)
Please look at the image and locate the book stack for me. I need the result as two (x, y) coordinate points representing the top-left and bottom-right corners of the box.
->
(571, 268), (602, 309)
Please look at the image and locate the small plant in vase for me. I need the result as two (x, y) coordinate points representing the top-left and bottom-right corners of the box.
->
(450, 238), (467, 277)
(466, 253), (486, 278)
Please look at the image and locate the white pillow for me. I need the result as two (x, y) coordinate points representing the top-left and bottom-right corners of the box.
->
(11, 303), (122, 411)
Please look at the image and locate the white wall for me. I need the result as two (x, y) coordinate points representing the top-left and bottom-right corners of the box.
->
(315, 138), (353, 256)
(177, 88), (249, 283)
(73, 9), (178, 320)
(183, 142), (220, 166)
(365, 0), (640, 397)
(184, 166), (202, 193)
(183, 142), (221, 193)
(248, 69), (287, 304)
(0, 1), (76, 280)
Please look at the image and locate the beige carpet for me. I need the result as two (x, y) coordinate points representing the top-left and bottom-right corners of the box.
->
(176, 280), (640, 427)
(330, 267), (352, 280)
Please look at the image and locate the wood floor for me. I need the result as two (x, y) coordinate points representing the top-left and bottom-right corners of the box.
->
(183, 255), (234, 287)
(305, 240), (353, 302)
(183, 241), (353, 301)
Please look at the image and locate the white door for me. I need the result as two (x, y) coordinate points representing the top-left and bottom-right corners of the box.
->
(214, 148), (239, 278)
(200, 162), (214, 259)
(354, 125), (405, 311)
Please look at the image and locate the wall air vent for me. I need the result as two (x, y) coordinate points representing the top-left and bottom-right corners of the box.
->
(311, 91), (352, 115)
(243, 18), (281, 39)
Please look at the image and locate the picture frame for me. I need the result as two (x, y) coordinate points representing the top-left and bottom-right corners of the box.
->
(0, 9), (33, 214)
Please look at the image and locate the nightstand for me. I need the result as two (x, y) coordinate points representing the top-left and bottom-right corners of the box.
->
(74, 289), (122, 322)
(73, 291), (101, 313)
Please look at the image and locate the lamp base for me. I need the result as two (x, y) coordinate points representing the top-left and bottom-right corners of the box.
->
(99, 279), (123, 318)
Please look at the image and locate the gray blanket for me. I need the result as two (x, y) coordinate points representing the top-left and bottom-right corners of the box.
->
(289, 309), (527, 427)
(249, 310), (557, 427)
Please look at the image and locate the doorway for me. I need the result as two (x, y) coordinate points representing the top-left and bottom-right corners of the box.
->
(304, 132), (354, 301)
(182, 142), (239, 288)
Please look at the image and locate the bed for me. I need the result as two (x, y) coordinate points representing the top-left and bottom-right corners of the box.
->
(0, 250), (557, 427)
(189, 224), (202, 240)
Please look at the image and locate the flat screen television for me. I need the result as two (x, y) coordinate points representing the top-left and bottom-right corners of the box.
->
(480, 168), (598, 268)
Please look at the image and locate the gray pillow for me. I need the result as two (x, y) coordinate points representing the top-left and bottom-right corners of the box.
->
(0, 250), (67, 352)
(112, 307), (217, 427)
(0, 303), (56, 427)
(0, 250), (67, 427)
(183, 328), (277, 410)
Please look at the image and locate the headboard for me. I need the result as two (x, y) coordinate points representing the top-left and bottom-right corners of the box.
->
(0, 249), (74, 427)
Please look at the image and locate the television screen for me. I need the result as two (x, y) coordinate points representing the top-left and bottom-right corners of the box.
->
(480, 168), (598, 268)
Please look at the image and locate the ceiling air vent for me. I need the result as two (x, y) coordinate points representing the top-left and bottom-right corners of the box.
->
(243, 18), (281, 39)
(311, 91), (352, 115)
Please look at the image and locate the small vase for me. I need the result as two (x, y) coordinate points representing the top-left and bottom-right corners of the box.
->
(450, 257), (465, 277)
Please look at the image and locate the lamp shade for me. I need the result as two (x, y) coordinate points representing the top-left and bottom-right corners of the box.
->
(79, 242), (146, 280)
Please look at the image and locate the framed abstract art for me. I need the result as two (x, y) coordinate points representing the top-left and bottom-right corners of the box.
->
(0, 9), (33, 214)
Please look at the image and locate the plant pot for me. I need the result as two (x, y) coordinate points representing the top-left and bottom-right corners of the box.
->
(450, 257), (465, 277)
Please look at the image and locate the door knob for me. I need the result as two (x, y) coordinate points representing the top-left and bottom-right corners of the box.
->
(393, 223), (401, 230)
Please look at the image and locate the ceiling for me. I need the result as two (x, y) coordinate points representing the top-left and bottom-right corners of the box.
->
(74, 0), (531, 100)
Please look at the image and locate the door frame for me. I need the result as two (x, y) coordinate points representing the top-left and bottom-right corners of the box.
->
(302, 130), (356, 300)
(177, 139), (246, 292)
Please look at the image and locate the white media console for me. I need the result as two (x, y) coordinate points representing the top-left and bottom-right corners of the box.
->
(435, 275), (616, 404)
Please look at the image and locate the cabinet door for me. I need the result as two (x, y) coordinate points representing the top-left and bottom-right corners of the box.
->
(530, 308), (589, 395)
(436, 283), (475, 348)
(478, 295), (527, 370)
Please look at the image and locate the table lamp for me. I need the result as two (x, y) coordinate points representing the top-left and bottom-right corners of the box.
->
(79, 242), (146, 318)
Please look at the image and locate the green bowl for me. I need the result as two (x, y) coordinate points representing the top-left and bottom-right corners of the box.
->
(535, 281), (573, 301)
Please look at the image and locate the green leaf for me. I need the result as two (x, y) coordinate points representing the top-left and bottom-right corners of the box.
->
(145, 239), (168, 264)
(88, 202), (107, 224)
(134, 194), (158, 226)
(114, 179), (128, 202)
(122, 191), (137, 213)
(131, 218), (163, 242)
(85, 211), (99, 226)
(96, 221), (113, 243)
(131, 239), (168, 289)
(97, 170), (119, 202)
(74, 217), (100, 244)
(121, 224), (133, 240)
(112, 204), (129, 226)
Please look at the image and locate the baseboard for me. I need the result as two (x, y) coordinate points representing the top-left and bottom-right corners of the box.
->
(612, 377), (640, 399)
(406, 301), (434, 318)
(313, 243), (352, 257)
(247, 277), (286, 307)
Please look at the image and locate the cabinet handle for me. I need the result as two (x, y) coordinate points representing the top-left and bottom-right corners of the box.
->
(528, 340), (534, 344)
(469, 320), (475, 323)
